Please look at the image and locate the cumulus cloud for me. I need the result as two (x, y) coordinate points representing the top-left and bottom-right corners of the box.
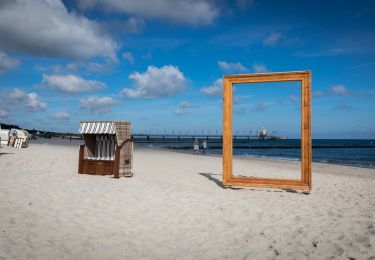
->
(76, 0), (219, 25)
(233, 95), (248, 104)
(329, 85), (348, 96)
(49, 111), (70, 120)
(200, 78), (222, 96)
(263, 32), (284, 46)
(0, 0), (117, 60)
(122, 52), (135, 64)
(314, 85), (372, 98)
(218, 61), (247, 73)
(173, 108), (189, 116)
(313, 91), (325, 97)
(252, 63), (268, 73)
(43, 74), (106, 93)
(121, 65), (188, 98)
(6, 88), (47, 112)
(0, 108), (8, 118)
(173, 100), (192, 116)
(53, 59), (117, 74)
(80, 96), (119, 114)
(252, 102), (267, 112)
(179, 101), (191, 108)
(86, 60), (117, 74)
(0, 51), (20, 74)
(289, 95), (298, 103)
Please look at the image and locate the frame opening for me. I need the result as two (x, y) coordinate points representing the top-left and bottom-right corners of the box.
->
(232, 81), (302, 180)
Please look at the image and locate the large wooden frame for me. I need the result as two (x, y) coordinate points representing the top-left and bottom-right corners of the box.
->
(222, 71), (312, 191)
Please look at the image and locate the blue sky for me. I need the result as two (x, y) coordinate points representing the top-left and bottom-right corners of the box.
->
(0, 0), (374, 138)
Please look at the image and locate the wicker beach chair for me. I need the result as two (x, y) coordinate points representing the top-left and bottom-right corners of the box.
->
(78, 121), (133, 178)
(7, 129), (29, 148)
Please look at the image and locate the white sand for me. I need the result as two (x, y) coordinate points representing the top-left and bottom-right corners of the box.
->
(0, 139), (375, 259)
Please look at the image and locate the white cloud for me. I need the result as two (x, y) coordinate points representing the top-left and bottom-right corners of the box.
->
(289, 95), (298, 103)
(252, 63), (268, 73)
(263, 32), (284, 46)
(200, 78), (222, 96)
(252, 102), (267, 112)
(0, 51), (20, 74)
(173, 100), (191, 116)
(122, 52), (135, 64)
(329, 85), (348, 96)
(314, 86), (372, 98)
(233, 95), (248, 104)
(43, 74), (106, 93)
(0, 0), (117, 60)
(121, 65), (188, 98)
(218, 61), (247, 73)
(313, 91), (325, 97)
(86, 60), (117, 74)
(173, 108), (189, 116)
(7, 88), (47, 112)
(179, 101), (191, 108)
(80, 96), (119, 114)
(76, 0), (219, 25)
(53, 59), (117, 74)
(50, 111), (70, 120)
(0, 108), (8, 118)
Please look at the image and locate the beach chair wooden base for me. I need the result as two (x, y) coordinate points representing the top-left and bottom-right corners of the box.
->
(78, 154), (115, 176)
(78, 140), (133, 178)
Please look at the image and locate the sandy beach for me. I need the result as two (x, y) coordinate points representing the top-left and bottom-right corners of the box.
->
(0, 139), (374, 259)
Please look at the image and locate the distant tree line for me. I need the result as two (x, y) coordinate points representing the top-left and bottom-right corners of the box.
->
(0, 122), (80, 138)
(1, 123), (21, 130)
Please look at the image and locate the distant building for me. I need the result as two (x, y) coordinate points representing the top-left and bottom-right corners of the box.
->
(259, 127), (268, 139)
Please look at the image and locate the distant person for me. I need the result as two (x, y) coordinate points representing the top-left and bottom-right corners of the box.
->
(202, 140), (207, 155)
(70, 135), (72, 142)
(193, 139), (199, 154)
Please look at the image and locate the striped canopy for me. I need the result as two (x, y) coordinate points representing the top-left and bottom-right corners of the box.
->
(79, 121), (116, 134)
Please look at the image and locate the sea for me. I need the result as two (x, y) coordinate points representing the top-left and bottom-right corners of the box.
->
(135, 138), (375, 168)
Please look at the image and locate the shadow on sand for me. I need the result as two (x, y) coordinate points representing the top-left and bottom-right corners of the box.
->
(0, 152), (13, 156)
(198, 172), (242, 190)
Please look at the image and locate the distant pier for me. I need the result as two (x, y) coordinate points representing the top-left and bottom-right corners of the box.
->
(131, 134), (284, 143)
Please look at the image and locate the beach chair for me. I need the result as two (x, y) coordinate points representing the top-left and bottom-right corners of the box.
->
(78, 121), (133, 178)
(14, 138), (23, 148)
(7, 129), (29, 148)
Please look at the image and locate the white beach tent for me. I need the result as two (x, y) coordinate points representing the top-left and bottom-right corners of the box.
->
(0, 126), (9, 145)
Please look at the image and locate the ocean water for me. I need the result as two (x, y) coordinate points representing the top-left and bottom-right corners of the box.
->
(135, 138), (375, 168)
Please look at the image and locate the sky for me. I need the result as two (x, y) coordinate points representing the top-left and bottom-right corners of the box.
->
(0, 0), (374, 138)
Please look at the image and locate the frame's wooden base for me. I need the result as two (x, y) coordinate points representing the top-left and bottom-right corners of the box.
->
(223, 178), (311, 191)
(222, 71), (312, 191)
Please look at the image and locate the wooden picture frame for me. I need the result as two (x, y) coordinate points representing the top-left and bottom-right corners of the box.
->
(222, 71), (312, 191)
